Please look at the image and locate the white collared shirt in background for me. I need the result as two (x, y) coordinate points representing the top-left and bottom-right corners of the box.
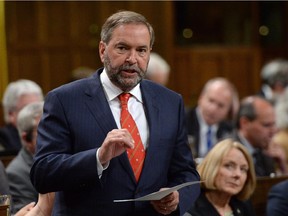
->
(196, 108), (218, 158)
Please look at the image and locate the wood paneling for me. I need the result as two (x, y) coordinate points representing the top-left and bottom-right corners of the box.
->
(4, 1), (174, 95)
(173, 47), (262, 106)
(2, 1), (288, 128)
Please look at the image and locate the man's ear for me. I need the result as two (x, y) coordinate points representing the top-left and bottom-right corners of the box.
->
(239, 116), (251, 129)
(26, 130), (33, 142)
(99, 41), (106, 63)
(22, 130), (33, 143)
(8, 111), (17, 127)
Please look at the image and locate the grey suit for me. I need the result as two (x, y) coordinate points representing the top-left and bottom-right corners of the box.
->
(0, 160), (10, 195)
(6, 148), (38, 213)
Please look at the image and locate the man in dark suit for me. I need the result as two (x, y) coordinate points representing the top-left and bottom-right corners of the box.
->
(30, 11), (200, 216)
(6, 102), (43, 213)
(185, 77), (237, 158)
(234, 96), (287, 176)
(267, 179), (288, 216)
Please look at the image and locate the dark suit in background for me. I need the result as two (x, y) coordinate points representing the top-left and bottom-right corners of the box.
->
(0, 124), (22, 153)
(234, 133), (275, 177)
(267, 180), (288, 216)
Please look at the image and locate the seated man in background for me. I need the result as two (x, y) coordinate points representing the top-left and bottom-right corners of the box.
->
(6, 101), (44, 214)
(185, 77), (238, 158)
(234, 96), (287, 176)
(145, 52), (170, 86)
(0, 79), (43, 153)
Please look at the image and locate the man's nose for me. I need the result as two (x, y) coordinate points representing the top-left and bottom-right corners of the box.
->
(126, 50), (137, 64)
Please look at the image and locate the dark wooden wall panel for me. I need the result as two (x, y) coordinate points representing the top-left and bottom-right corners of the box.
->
(174, 47), (261, 107)
(5, 1), (174, 96)
(2, 1), (287, 128)
(9, 53), (42, 84)
(46, 52), (72, 89)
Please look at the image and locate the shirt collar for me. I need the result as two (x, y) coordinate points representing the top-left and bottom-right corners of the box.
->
(196, 107), (218, 132)
(100, 68), (143, 103)
(237, 132), (256, 154)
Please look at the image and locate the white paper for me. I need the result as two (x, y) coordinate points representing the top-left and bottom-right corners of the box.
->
(113, 181), (202, 202)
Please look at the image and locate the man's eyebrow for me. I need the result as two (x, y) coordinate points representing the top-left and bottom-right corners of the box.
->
(137, 45), (149, 49)
(116, 42), (128, 46)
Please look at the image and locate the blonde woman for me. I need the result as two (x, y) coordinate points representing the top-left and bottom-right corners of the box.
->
(185, 139), (256, 216)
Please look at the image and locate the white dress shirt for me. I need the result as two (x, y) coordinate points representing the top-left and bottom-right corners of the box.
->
(96, 69), (149, 177)
(196, 108), (218, 158)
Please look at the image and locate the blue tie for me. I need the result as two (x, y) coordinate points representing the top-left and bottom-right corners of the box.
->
(207, 127), (212, 150)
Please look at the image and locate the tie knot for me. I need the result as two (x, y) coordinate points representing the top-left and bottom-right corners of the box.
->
(119, 93), (131, 104)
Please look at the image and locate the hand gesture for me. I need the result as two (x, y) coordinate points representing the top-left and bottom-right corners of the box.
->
(98, 129), (134, 165)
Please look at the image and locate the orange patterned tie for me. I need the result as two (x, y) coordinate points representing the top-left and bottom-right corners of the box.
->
(119, 93), (145, 182)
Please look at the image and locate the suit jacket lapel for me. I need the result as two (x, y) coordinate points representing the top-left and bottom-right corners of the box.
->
(137, 82), (160, 185)
(84, 69), (135, 181)
(84, 69), (117, 133)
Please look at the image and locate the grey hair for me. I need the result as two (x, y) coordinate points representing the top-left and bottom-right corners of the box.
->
(275, 88), (288, 129)
(100, 10), (155, 47)
(2, 79), (43, 123)
(146, 52), (170, 76)
(261, 58), (288, 87)
(16, 101), (44, 140)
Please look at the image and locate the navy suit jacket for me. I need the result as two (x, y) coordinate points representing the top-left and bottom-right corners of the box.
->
(267, 180), (288, 216)
(30, 69), (200, 216)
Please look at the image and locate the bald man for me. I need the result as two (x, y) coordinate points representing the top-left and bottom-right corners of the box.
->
(185, 77), (238, 158)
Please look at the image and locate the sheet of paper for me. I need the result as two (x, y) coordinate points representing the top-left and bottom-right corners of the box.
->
(113, 181), (202, 202)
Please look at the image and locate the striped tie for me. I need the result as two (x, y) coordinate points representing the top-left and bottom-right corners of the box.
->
(119, 93), (145, 182)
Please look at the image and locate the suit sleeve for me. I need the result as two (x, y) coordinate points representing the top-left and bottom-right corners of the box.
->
(30, 90), (100, 193)
(267, 181), (288, 215)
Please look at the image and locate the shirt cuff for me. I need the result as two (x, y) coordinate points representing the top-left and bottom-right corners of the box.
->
(96, 148), (109, 178)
